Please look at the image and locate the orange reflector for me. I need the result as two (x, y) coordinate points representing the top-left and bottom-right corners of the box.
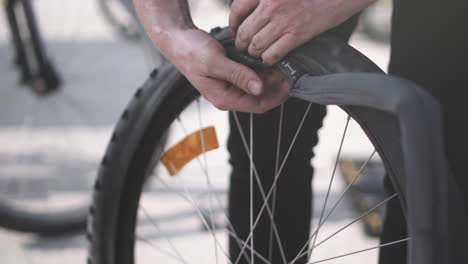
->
(161, 126), (219, 176)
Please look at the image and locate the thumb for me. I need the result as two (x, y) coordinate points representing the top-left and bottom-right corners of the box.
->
(211, 56), (263, 96)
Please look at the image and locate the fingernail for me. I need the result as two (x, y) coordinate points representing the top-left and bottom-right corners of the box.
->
(248, 80), (262, 95)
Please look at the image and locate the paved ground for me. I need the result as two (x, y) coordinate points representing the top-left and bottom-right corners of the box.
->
(0, 1), (391, 263)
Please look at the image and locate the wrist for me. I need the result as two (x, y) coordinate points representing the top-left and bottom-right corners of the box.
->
(151, 23), (197, 43)
(151, 25), (196, 53)
(153, 27), (199, 70)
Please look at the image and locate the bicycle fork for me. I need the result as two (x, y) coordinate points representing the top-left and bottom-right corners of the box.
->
(4, 0), (60, 94)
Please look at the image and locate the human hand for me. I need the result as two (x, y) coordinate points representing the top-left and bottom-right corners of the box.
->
(134, 0), (289, 112)
(164, 28), (287, 113)
(229, 0), (374, 65)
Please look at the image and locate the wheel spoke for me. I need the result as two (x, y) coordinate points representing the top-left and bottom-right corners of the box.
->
(154, 176), (271, 264)
(165, 116), (254, 264)
(173, 117), (234, 264)
(293, 193), (399, 262)
(307, 238), (410, 264)
(158, 175), (234, 264)
(249, 112), (255, 264)
(314, 193), (398, 249)
(136, 235), (186, 263)
(269, 104), (284, 262)
(197, 99), (219, 264)
(292, 149), (376, 263)
(307, 116), (351, 261)
(232, 103), (312, 264)
(231, 112), (287, 264)
(138, 207), (188, 264)
(154, 176), (262, 264)
(228, 231), (272, 264)
(155, 112), (260, 264)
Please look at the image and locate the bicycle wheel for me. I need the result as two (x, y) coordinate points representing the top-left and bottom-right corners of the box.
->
(98, 0), (141, 41)
(87, 27), (468, 263)
(0, 0), (148, 234)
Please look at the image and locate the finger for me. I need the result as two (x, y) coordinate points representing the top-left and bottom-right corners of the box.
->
(235, 5), (270, 52)
(221, 72), (288, 113)
(247, 22), (283, 57)
(258, 67), (286, 85)
(256, 82), (289, 112)
(201, 81), (260, 112)
(229, 0), (259, 34)
(209, 55), (263, 96)
(202, 76), (288, 113)
(261, 33), (303, 65)
(207, 84), (286, 113)
(240, 81), (289, 113)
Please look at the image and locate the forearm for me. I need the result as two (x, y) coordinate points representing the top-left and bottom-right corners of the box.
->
(133, 0), (195, 49)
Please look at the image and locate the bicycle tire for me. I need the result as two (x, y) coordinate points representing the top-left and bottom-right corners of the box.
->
(87, 27), (468, 263)
(0, 203), (88, 234)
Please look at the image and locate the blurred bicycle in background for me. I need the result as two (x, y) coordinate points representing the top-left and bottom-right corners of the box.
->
(0, 0), (151, 234)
